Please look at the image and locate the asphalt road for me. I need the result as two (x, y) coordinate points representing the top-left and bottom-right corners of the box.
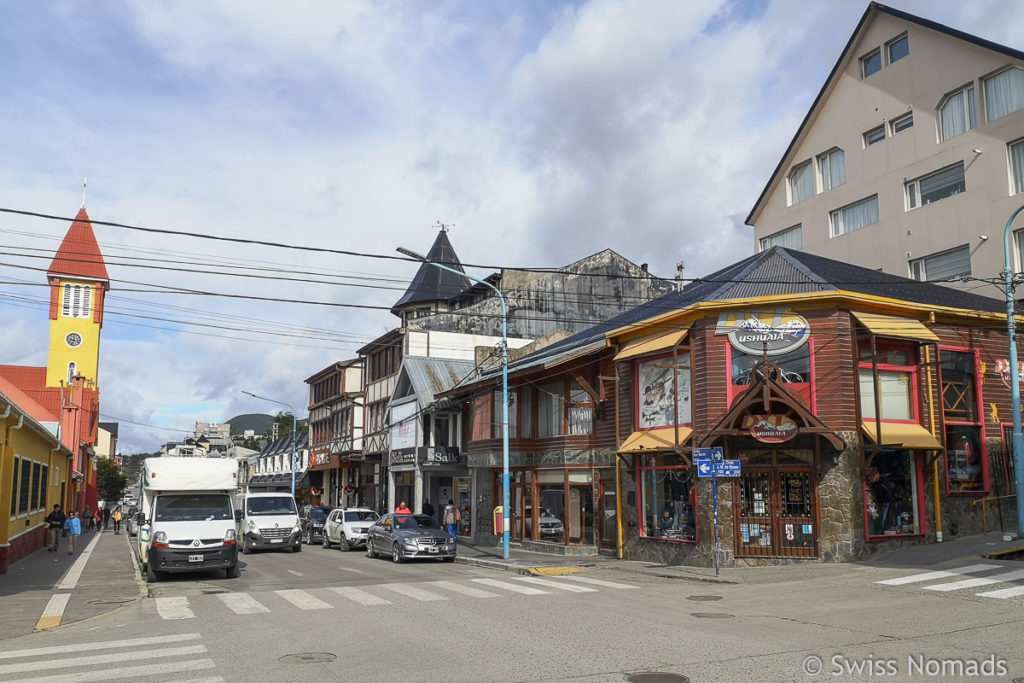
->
(2, 536), (1023, 682)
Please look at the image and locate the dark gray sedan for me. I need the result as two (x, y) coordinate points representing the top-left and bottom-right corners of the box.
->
(365, 513), (456, 563)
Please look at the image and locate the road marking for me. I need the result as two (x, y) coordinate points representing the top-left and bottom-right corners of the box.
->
(287, 569), (303, 577)
(275, 589), (333, 610)
(0, 645), (206, 675)
(217, 592), (270, 614)
(556, 575), (637, 589)
(156, 596), (195, 620)
(328, 587), (392, 606)
(34, 592), (70, 630)
(337, 566), (363, 573)
(0, 633), (201, 660)
(471, 578), (549, 595)
(512, 576), (598, 593)
(425, 580), (499, 598)
(874, 564), (1000, 586)
(377, 582), (448, 602)
(170, 678), (225, 683)
(55, 531), (103, 590)
(13, 658), (216, 683)
(923, 569), (1024, 592)
(976, 585), (1024, 599)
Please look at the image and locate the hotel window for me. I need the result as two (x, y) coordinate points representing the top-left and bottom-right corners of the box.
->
(939, 85), (976, 141)
(858, 341), (917, 422)
(537, 381), (564, 437)
(788, 160), (813, 204)
(905, 162), (965, 209)
(939, 349), (987, 494)
(639, 453), (696, 543)
(1010, 139), (1024, 195)
(9, 457), (19, 517)
(864, 125), (886, 147)
(61, 283), (92, 318)
(984, 67), (1024, 122)
(861, 48), (882, 78)
(759, 224), (802, 251)
(890, 112), (913, 134)
(886, 34), (909, 64)
(817, 148), (845, 191)
(909, 245), (971, 282)
(567, 382), (593, 436)
(19, 456), (32, 515)
(830, 195), (879, 237)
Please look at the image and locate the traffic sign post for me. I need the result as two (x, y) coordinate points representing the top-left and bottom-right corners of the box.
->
(693, 447), (740, 576)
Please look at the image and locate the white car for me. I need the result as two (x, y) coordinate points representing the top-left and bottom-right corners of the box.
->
(322, 507), (379, 551)
(525, 506), (565, 538)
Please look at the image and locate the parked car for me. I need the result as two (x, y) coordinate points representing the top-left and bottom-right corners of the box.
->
(525, 506), (565, 539)
(300, 505), (335, 545)
(125, 506), (140, 536)
(322, 507), (378, 551)
(365, 513), (456, 563)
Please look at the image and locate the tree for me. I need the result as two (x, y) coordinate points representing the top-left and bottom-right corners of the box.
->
(97, 458), (130, 503)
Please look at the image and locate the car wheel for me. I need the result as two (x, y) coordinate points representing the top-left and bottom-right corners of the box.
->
(145, 562), (160, 583)
(226, 563), (240, 579)
(339, 534), (350, 552)
(322, 533), (331, 549)
(366, 538), (375, 558)
(242, 538), (252, 555)
(292, 542), (302, 553)
(443, 556), (455, 563)
(392, 542), (403, 564)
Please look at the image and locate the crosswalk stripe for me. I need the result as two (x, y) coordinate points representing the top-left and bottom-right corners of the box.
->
(0, 645), (207, 676)
(337, 566), (363, 574)
(0, 633), (201, 661)
(156, 596), (195, 620)
(13, 658), (216, 683)
(328, 586), (392, 605)
(874, 563), (1000, 586)
(217, 592), (270, 614)
(471, 578), (549, 595)
(512, 576), (598, 593)
(424, 580), (499, 598)
(557, 575), (637, 589)
(287, 569), (303, 577)
(167, 678), (224, 683)
(976, 585), (1024, 599)
(377, 583), (448, 602)
(274, 589), (333, 610)
(923, 569), (1024, 592)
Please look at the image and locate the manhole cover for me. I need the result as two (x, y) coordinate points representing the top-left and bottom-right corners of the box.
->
(690, 612), (734, 618)
(86, 598), (135, 605)
(626, 674), (691, 683)
(278, 653), (337, 665)
(686, 595), (723, 601)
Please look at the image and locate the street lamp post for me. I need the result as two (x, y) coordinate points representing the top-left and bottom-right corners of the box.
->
(1001, 205), (1024, 539)
(242, 391), (298, 499)
(397, 246), (511, 560)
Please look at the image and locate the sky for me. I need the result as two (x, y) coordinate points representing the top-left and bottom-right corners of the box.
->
(1, 0), (1020, 454)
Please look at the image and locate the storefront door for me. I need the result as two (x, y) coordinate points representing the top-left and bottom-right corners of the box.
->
(597, 475), (617, 550)
(567, 485), (593, 545)
(735, 461), (817, 558)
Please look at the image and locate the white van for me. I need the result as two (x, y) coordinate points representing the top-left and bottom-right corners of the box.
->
(238, 492), (301, 553)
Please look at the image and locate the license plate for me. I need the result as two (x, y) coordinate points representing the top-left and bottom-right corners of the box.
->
(188, 554), (203, 562)
(428, 546), (439, 553)
(270, 538), (283, 543)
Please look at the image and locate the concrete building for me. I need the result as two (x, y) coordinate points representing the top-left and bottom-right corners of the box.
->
(304, 359), (364, 508)
(747, 2), (1024, 291)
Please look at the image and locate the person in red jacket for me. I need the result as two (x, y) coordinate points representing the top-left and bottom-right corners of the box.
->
(395, 501), (412, 514)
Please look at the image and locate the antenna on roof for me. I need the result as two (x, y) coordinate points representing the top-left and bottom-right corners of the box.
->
(81, 177), (87, 208)
(433, 220), (453, 234)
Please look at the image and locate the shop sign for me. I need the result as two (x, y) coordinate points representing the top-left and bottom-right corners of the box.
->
(388, 449), (417, 466)
(424, 446), (461, 465)
(715, 308), (810, 356)
(744, 414), (799, 443)
(995, 359), (1024, 390)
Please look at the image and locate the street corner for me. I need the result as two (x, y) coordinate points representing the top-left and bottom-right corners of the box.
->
(528, 566), (584, 576)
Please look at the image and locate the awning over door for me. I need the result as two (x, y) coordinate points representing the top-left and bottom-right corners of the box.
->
(619, 426), (693, 453)
(851, 311), (940, 343)
(861, 421), (943, 450)
(614, 327), (689, 361)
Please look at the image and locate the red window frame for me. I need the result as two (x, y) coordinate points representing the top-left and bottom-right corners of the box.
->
(938, 347), (989, 495)
(636, 454), (697, 545)
(857, 339), (919, 424)
(726, 340), (816, 410)
(633, 351), (692, 431)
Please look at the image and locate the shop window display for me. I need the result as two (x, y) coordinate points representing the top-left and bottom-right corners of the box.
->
(864, 452), (922, 538)
(639, 456), (696, 542)
(945, 425), (985, 493)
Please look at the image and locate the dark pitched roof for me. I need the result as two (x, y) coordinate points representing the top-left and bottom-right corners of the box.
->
(48, 208), (109, 282)
(746, 2), (1024, 225)
(392, 230), (471, 313)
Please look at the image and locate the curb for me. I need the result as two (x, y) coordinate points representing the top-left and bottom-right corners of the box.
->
(455, 556), (549, 575)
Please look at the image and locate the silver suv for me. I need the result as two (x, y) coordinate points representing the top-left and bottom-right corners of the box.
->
(322, 507), (379, 551)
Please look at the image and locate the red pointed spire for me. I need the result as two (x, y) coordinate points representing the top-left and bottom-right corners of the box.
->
(47, 208), (109, 281)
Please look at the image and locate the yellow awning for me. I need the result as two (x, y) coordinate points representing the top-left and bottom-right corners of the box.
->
(861, 422), (943, 450)
(619, 426), (693, 453)
(614, 327), (689, 361)
(851, 311), (940, 342)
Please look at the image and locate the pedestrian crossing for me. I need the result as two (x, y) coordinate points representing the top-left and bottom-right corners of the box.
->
(153, 574), (636, 620)
(874, 563), (1024, 599)
(0, 632), (223, 683)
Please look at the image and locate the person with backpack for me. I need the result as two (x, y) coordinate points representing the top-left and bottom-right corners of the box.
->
(443, 499), (461, 539)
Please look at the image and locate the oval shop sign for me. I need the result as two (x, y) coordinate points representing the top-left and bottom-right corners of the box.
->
(717, 308), (810, 356)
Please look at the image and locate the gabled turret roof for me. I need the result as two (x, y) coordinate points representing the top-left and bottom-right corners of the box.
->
(392, 230), (471, 314)
(47, 208), (109, 282)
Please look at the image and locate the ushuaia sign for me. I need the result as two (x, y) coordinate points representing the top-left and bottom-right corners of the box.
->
(716, 308), (810, 356)
(744, 415), (799, 443)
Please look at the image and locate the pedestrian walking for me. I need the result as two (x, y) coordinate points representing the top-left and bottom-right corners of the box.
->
(422, 499), (435, 520)
(102, 506), (110, 530)
(64, 511), (82, 555)
(395, 501), (412, 514)
(45, 504), (66, 552)
(83, 504), (94, 531)
(443, 499), (460, 539)
(113, 505), (123, 534)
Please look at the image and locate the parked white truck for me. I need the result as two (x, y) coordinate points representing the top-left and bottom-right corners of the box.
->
(135, 457), (241, 582)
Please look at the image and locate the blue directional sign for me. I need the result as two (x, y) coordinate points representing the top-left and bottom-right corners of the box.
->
(693, 447), (724, 462)
(695, 456), (741, 477)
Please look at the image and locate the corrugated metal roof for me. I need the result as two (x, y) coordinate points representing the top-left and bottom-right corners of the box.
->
(402, 356), (475, 407)
(47, 208), (109, 281)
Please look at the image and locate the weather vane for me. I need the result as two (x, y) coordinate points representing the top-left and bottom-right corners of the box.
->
(433, 220), (453, 234)
(82, 177), (87, 208)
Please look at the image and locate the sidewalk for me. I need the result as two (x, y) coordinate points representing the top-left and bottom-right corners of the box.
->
(0, 527), (140, 640)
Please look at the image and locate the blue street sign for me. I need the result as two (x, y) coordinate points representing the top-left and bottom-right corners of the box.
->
(695, 456), (741, 477)
(693, 447), (724, 462)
